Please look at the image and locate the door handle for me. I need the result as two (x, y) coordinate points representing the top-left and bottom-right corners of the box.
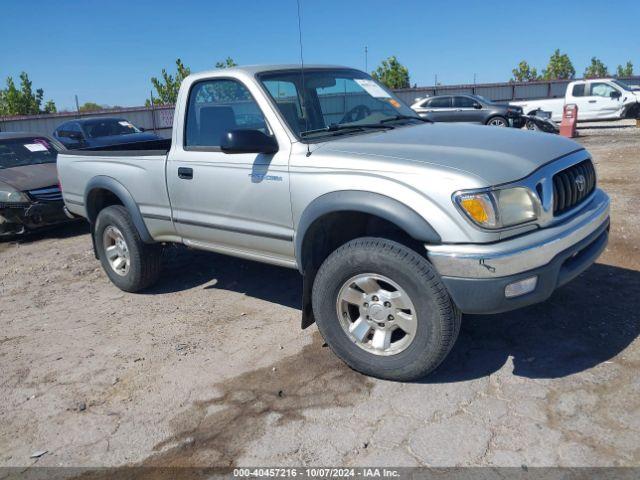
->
(178, 167), (193, 180)
(588, 100), (597, 103)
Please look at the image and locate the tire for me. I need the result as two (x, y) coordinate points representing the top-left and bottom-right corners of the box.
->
(486, 116), (508, 127)
(311, 237), (461, 381)
(94, 205), (162, 292)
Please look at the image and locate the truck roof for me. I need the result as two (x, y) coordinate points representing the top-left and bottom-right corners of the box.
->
(188, 64), (356, 78)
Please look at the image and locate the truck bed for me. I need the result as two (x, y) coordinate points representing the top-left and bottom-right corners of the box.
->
(61, 138), (171, 156)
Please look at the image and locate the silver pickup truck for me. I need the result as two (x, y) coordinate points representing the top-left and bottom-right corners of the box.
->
(58, 65), (610, 381)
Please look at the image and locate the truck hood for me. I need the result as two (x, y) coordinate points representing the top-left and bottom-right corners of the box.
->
(318, 123), (583, 185)
(0, 163), (58, 191)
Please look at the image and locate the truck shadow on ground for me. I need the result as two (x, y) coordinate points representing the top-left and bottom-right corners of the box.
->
(425, 262), (640, 383)
(151, 247), (639, 382)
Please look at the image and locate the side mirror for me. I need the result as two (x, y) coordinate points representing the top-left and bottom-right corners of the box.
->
(138, 127), (146, 132)
(473, 102), (482, 109)
(221, 129), (278, 154)
(610, 90), (621, 99)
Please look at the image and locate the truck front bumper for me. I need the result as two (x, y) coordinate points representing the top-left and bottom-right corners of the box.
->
(426, 189), (610, 314)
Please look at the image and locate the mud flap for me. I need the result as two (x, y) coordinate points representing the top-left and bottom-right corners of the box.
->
(300, 271), (316, 329)
(90, 221), (99, 259)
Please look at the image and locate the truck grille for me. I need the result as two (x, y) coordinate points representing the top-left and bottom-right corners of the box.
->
(28, 185), (63, 202)
(552, 160), (596, 215)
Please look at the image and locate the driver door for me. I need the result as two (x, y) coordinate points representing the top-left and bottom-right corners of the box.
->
(166, 78), (294, 265)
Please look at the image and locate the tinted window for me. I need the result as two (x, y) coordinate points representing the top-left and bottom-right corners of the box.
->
(572, 84), (585, 97)
(427, 97), (451, 108)
(81, 119), (141, 138)
(185, 79), (268, 147)
(453, 96), (477, 108)
(0, 137), (58, 169)
(590, 82), (617, 97)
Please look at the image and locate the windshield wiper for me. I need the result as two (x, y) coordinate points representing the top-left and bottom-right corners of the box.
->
(300, 123), (394, 138)
(380, 115), (433, 124)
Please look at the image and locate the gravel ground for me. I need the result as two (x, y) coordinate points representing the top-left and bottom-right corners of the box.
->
(1, 125), (639, 471)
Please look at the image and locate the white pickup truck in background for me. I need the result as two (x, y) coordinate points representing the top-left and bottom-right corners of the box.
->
(511, 78), (640, 122)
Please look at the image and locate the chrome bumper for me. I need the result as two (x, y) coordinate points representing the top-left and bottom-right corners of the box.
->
(427, 188), (610, 278)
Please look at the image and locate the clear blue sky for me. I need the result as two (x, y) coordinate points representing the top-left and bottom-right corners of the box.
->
(1, 0), (638, 110)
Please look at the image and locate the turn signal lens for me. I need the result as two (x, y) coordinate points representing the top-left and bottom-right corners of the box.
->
(460, 198), (488, 222)
(456, 193), (498, 228)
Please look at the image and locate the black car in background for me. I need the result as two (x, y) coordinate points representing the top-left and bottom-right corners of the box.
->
(0, 133), (72, 237)
(411, 94), (524, 128)
(53, 117), (162, 149)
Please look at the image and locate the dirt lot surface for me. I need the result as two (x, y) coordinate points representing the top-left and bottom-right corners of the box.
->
(1, 123), (639, 471)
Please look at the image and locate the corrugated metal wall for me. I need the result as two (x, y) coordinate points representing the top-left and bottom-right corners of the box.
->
(0, 106), (174, 138)
(392, 75), (640, 105)
(2, 76), (638, 136)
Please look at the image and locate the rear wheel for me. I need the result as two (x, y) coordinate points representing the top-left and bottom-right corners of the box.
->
(487, 116), (508, 127)
(312, 237), (461, 381)
(94, 205), (162, 292)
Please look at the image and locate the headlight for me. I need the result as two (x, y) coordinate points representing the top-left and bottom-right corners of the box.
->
(454, 187), (537, 229)
(0, 189), (30, 203)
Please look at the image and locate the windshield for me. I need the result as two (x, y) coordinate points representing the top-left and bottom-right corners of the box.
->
(258, 69), (421, 140)
(0, 137), (58, 169)
(612, 79), (635, 91)
(81, 119), (142, 138)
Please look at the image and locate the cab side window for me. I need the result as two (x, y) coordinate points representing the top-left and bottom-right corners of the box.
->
(185, 79), (269, 148)
(589, 82), (617, 98)
(572, 84), (585, 97)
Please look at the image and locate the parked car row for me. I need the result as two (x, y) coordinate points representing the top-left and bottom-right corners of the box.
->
(410, 78), (640, 127)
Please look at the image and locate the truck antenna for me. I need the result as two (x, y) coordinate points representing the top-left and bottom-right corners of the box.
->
(296, 0), (311, 156)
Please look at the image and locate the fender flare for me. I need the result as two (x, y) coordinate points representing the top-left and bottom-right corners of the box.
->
(84, 176), (154, 243)
(294, 190), (441, 273)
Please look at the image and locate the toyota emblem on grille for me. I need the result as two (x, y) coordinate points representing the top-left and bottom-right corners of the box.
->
(575, 174), (586, 192)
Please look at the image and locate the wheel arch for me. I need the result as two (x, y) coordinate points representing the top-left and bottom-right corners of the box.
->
(84, 176), (153, 243)
(295, 191), (441, 275)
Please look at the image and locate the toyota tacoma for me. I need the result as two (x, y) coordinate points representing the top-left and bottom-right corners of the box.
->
(57, 65), (610, 381)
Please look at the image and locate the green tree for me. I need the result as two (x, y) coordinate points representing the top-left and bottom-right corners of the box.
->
(215, 57), (237, 69)
(0, 72), (56, 115)
(79, 102), (104, 112)
(511, 60), (540, 82)
(584, 57), (609, 79)
(371, 56), (410, 89)
(616, 61), (634, 77)
(542, 49), (575, 80)
(148, 58), (191, 105)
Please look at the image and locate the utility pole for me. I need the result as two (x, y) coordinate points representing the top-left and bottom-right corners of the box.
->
(75, 95), (80, 118)
(364, 46), (368, 72)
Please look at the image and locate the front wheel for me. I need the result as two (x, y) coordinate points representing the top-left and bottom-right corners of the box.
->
(311, 238), (461, 381)
(487, 116), (508, 127)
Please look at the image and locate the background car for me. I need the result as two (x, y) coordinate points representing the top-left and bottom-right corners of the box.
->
(411, 94), (524, 127)
(0, 133), (72, 237)
(53, 117), (161, 149)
